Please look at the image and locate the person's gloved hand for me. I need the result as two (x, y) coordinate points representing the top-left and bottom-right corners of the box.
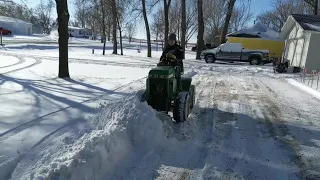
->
(166, 53), (176, 62)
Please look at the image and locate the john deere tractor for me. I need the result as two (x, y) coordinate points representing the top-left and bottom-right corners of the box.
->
(140, 53), (195, 123)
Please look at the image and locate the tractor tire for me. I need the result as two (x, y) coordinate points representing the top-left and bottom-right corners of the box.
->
(189, 85), (195, 109)
(173, 92), (191, 123)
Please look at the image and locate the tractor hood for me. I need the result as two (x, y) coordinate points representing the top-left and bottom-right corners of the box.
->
(148, 66), (175, 79)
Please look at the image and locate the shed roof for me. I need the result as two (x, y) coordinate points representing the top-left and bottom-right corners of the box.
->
(0, 16), (32, 25)
(291, 14), (320, 32)
(279, 14), (320, 39)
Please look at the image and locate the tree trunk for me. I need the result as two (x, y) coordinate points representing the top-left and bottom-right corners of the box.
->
(107, 17), (111, 41)
(116, 15), (123, 55)
(315, 0), (318, 15)
(196, 0), (204, 60)
(164, 0), (171, 46)
(142, 0), (152, 57)
(55, 0), (70, 78)
(181, 0), (186, 59)
(112, 0), (117, 54)
(220, 0), (236, 44)
(100, 0), (106, 55)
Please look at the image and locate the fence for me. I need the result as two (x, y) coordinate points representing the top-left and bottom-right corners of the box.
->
(300, 68), (320, 89)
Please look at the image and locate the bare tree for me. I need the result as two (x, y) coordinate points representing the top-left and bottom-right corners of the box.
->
(34, 0), (54, 34)
(127, 23), (136, 43)
(55, 0), (70, 78)
(203, 0), (227, 44)
(112, 0), (117, 54)
(181, 0), (186, 57)
(257, 0), (312, 31)
(150, 9), (165, 48)
(164, 0), (172, 46)
(185, 0), (197, 46)
(74, 0), (88, 28)
(152, 0), (196, 46)
(196, 0), (204, 60)
(99, 0), (107, 55)
(304, 0), (319, 15)
(220, 0), (236, 44)
(142, 0), (152, 57)
(230, 1), (253, 32)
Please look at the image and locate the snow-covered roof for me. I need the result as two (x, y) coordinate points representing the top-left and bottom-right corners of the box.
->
(0, 16), (32, 25)
(227, 22), (279, 40)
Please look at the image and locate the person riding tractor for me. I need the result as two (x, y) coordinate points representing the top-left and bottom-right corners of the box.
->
(157, 33), (184, 91)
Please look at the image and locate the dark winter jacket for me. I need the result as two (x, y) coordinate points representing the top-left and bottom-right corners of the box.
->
(160, 43), (184, 61)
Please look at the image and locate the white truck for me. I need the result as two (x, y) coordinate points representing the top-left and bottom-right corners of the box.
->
(200, 43), (270, 65)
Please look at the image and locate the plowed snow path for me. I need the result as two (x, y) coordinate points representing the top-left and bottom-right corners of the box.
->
(128, 74), (320, 180)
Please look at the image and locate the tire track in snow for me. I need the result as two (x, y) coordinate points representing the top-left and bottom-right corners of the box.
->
(0, 57), (24, 69)
(196, 75), (301, 180)
(0, 76), (147, 140)
(255, 78), (320, 179)
(0, 56), (42, 75)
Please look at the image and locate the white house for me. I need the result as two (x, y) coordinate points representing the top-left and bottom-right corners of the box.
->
(279, 14), (320, 71)
(0, 16), (33, 35)
(68, 26), (92, 38)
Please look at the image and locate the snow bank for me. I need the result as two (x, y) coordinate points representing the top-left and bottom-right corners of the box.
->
(287, 78), (320, 100)
(10, 94), (172, 180)
(49, 29), (59, 41)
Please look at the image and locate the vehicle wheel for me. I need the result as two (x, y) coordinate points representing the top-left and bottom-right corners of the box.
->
(173, 92), (190, 123)
(205, 55), (215, 63)
(249, 56), (261, 65)
(189, 85), (195, 109)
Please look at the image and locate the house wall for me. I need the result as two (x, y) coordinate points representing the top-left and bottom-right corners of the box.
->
(0, 21), (32, 35)
(284, 22), (305, 67)
(305, 33), (320, 71)
(68, 28), (92, 38)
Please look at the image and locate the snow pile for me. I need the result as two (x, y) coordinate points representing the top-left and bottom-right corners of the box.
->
(10, 94), (172, 180)
(287, 78), (320, 100)
(49, 28), (59, 41)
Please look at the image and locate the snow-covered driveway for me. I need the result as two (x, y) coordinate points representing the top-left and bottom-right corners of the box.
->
(117, 73), (320, 180)
(8, 71), (320, 180)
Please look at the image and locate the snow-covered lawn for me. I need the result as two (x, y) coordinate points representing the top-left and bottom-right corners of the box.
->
(0, 38), (320, 180)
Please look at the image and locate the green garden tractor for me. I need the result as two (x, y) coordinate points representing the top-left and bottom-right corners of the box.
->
(140, 54), (195, 123)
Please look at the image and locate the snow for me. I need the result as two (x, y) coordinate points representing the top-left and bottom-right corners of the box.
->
(305, 23), (320, 32)
(1, 37), (320, 179)
(287, 78), (320, 100)
(0, 16), (32, 25)
(227, 22), (280, 40)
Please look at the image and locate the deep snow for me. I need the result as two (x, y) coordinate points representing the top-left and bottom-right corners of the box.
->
(1, 37), (320, 180)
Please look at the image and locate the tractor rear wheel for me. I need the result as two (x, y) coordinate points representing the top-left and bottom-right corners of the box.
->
(173, 92), (191, 123)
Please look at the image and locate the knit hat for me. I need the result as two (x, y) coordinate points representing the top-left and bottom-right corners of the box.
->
(169, 33), (177, 41)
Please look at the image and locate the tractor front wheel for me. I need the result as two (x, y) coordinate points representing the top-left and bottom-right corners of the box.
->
(173, 92), (191, 123)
